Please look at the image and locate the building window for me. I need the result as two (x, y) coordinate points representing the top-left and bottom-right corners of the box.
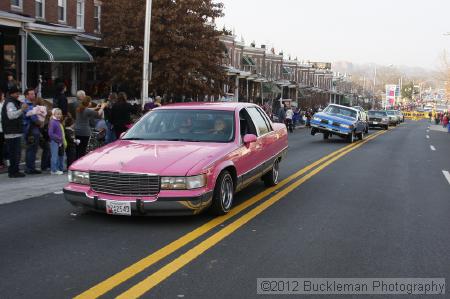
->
(76, 0), (85, 29)
(11, 0), (23, 10)
(58, 0), (66, 22)
(94, 4), (101, 33)
(35, 0), (45, 19)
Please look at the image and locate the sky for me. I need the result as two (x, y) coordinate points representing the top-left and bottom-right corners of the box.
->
(215, 0), (450, 70)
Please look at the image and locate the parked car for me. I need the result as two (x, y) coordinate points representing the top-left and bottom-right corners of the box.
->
(310, 104), (368, 143)
(64, 103), (288, 216)
(368, 110), (389, 130)
(386, 110), (400, 126)
(395, 110), (405, 122)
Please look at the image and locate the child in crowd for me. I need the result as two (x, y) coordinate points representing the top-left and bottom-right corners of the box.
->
(48, 108), (66, 175)
(64, 117), (78, 168)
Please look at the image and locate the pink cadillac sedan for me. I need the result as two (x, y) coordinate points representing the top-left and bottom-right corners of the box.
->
(63, 102), (288, 216)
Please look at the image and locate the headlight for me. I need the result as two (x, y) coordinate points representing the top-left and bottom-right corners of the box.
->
(313, 117), (321, 121)
(340, 124), (352, 129)
(161, 174), (206, 190)
(68, 170), (90, 185)
(382, 117), (389, 121)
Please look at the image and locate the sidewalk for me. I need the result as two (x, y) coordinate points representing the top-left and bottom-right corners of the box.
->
(429, 124), (449, 133)
(0, 172), (67, 205)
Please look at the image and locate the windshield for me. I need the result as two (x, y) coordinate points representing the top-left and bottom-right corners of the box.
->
(123, 109), (235, 143)
(368, 111), (387, 117)
(323, 105), (357, 119)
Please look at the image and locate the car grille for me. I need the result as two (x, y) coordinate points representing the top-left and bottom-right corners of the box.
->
(89, 171), (160, 196)
(320, 119), (329, 124)
(370, 118), (382, 122)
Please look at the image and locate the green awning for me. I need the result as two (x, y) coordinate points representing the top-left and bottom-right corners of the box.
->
(27, 32), (93, 63)
(242, 55), (255, 66)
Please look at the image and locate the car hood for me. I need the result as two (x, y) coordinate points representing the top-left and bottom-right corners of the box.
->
(70, 140), (236, 176)
(314, 112), (356, 125)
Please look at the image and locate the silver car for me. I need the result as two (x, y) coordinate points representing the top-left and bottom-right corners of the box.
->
(386, 110), (400, 126)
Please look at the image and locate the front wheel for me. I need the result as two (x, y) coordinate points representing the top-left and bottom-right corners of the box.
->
(263, 159), (280, 187)
(210, 171), (234, 215)
(358, 131), (364, 140)
(384, 125), (389, 130)
(347, 131), (355, 143)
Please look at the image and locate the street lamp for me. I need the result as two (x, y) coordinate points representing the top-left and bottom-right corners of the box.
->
(142, 0), (153, 109)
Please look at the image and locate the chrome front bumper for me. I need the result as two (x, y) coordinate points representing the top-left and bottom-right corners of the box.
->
(63, 189), (213, 216)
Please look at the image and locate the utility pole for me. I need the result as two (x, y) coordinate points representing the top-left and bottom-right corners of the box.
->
(142, 0), (153, 109)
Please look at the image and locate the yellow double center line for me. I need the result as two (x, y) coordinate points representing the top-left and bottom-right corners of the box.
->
(76, 130), (386, 299)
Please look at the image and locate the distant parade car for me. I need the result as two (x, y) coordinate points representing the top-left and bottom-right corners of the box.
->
(310, 104), (368, 143)
(386, 110), (400, 126)
(368, 110), (389, 130)
(64, 102), (288, 216)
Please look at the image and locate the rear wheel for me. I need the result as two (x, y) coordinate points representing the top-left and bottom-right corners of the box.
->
(263, 159), (280, 187)
(210, 171), (234, 215)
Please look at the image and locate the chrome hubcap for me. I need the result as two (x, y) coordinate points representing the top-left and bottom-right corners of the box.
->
(221, 176), (233, 210)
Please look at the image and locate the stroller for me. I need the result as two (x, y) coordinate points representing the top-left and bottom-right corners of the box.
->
(86, 129), (107, 153)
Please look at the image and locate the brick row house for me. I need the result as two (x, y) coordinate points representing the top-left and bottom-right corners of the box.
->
(0, 0), (103, 98)
(220, 33), (348, 109)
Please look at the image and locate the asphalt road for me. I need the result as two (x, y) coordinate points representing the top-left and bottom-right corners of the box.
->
(0, 120), (449, 299)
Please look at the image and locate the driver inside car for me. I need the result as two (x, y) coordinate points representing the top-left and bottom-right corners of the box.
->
(177, 116), (193, 134)
(210, 118), (228, 135)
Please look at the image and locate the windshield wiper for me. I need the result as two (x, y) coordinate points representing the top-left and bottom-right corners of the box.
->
(122, 137), (146, 140)
(164, 138), (203, 142)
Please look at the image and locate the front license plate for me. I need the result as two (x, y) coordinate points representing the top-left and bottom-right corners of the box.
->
(372, 122), (378, 124)
(106, 200), (131, 216)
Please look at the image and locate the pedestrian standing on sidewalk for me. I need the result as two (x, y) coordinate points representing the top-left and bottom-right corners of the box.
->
(40, 111), (51, 172)
(111, 92), (133, 138)
(442, 113), (448, 129)
(64, 116), (77, 168)
(68, 90), (86, 119)
(23, 88), (42, 174)
(75, 96), (106, 159)
(1, 85), (28, 178)
(278, 104), (286, 124)
(2, 72), (18, 96)
(104, 92), (117, 144)
(48, 108), (66, 175)
(0, 89), (5, 170)
(53, 83), (68, 117)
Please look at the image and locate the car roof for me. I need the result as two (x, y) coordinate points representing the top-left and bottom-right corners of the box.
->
(327, 104), (359, 112)
(155, 102), (259, 111)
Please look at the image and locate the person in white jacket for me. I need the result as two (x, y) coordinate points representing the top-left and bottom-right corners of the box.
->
(285, 107), (294, 133)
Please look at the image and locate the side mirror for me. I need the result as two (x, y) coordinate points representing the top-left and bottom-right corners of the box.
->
(243, 134), (257, 145)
